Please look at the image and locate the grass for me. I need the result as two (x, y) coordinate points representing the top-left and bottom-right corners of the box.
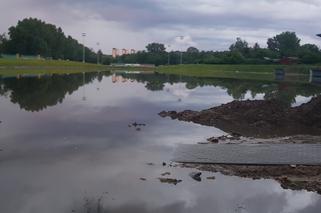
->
(0, 58), (155, 76)
(156, 64), (320, 80)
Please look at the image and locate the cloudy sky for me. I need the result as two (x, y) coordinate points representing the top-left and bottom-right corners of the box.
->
(1, 0), (321, 54)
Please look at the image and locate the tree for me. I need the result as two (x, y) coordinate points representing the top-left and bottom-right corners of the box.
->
(146, 43), (166, 53)
(267, 32), (301, 57)
(0, 33), (7, 54)
(299, 44), (321, 64)
(4, 18), (97, 62)
(229, 37), (249, 55)
(186, 46), (199, 53)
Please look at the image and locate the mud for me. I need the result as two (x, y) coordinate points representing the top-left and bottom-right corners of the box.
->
(181, 163), (321, 194)
(159, 96), (321, 138)
(160, 96), (321, 193)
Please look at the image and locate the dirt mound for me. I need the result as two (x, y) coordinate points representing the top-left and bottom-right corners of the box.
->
(159, 96), (321, 138)
(182, 163), (321, 194)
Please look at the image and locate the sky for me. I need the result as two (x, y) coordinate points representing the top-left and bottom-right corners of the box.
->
(1, 0), (321, 54)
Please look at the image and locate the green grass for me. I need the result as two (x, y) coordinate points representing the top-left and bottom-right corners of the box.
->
(0, 58), (155, 76)
(156, 64), (320, 81)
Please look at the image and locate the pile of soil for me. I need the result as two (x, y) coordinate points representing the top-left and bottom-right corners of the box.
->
(182, 163), (321, 194)
(159, 96), (321, 138)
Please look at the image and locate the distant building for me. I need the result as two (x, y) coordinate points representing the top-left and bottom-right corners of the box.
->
(112, 48), (136, 58)
(112, 48), (118, 58)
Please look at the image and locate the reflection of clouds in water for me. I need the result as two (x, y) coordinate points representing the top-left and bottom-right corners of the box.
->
(282, 191), (319, 213)
(164, 83), (195, 98)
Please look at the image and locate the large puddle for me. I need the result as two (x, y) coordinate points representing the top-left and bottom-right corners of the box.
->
(1, 71), (321, 213)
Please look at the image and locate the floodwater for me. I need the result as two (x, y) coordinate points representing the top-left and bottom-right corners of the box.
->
(0, 71), (321, 213)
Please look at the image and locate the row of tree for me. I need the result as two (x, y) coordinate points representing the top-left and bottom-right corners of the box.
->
(0, 18), (108, 63)
(114, 32), (321, 65)
(1, 18), (320, 65)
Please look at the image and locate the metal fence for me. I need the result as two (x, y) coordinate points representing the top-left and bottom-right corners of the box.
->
(0, 54), (42, 60)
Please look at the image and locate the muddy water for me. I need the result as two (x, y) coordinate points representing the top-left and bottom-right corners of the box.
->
(0, 72), (321, 213)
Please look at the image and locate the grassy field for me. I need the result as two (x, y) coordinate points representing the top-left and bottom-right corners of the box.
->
(156, 64), (320, 81)
(0, 59), (154, 76)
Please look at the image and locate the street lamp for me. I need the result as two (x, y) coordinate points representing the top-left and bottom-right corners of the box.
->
(96, 42), (100, 64)
(176, 36), (185, 65)
(166, 44), (171, 65)
(82, 33), (86, 63)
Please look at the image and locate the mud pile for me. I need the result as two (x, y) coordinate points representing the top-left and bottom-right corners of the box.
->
(182, 163), (321, 194)
(159, 96), (321, 138)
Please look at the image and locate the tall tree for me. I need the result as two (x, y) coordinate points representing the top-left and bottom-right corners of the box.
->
(229, 37), (249, 55)
(186, 46), (199, 53)
(267, 32), (301, 57)
(0, 33), (7, 54)
(146, 43), (166, 53)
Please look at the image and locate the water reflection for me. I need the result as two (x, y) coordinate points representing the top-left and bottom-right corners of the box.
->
(1, 72), (321, 111)
(0, 72), (321, 213)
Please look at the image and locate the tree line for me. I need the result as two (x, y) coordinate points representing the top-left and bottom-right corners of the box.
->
(115, 32), (321, 65)
(1, 18), (320, 65)
(0, 18), (109, 64)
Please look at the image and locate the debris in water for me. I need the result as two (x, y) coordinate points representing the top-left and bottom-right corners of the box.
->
(161, 172), (171, 176)
(189, 172), (202, 182)
(158, 178), (182, 185)
(146, 162), (155, 166)
(207, 176), (216, 180)
(140, 178), (147, 181)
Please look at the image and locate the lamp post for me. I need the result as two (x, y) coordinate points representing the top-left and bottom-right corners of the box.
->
(167, 44), (171, 65)
(82, 33), (86, 63)
(96, 42), (100, 64)
(176, 36), (185, 65)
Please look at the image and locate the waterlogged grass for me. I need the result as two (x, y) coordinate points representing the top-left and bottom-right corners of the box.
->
(0, 59), (154, 76)
(157, 64), (319, 81)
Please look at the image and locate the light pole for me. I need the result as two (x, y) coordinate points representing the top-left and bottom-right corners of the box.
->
(96, 42), (100, 64)
(82, 33), (86, 63)
(167, 44), (171, 65)
(176, 36), (185, 65)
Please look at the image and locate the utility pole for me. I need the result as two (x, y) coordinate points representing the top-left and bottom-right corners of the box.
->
(82, 33), (86, 63)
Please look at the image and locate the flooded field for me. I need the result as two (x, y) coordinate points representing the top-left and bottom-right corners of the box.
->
(1, 71), (321, 213)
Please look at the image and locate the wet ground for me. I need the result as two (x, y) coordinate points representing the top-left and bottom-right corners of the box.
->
(1, 72), (321, 213)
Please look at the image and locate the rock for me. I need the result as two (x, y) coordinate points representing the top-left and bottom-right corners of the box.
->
(140, 178), (147, 181)
(189, 172), (202, 181)
(161, 172), (171, 176)
(290, 164), (297, 168)
(158, 178), (182, 185)
(162, 162), (167, 166)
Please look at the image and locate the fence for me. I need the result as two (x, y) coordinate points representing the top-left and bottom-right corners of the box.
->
(0, 54), (43, 60)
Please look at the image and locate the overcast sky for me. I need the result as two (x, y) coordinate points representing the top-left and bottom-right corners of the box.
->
(1, 0), (321, 54)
